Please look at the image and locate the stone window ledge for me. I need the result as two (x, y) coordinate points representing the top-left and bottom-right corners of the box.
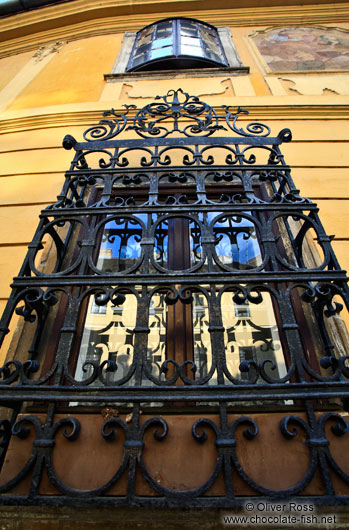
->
(104, 67), (250, 82)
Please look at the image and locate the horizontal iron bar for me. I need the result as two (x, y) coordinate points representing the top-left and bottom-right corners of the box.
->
(41, 203), (319, 217)
(64, 164), (290, 174)
(0, 381), (348, 402)
(75, 136), (285, 150)
(11, 271), (349, 287)
(0, 495), (348, 507)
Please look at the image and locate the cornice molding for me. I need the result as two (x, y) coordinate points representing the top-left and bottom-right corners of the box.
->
(1, 100), (348, 135)
(0, 2), (348, 58)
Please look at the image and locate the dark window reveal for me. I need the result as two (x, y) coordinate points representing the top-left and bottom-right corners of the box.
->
(127, 18), (228, 71)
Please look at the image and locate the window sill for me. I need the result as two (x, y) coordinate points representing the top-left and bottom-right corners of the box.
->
(104, 66), (250, 82)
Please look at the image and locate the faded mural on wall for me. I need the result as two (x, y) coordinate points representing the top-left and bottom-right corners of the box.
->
(252, 26), (349, 72)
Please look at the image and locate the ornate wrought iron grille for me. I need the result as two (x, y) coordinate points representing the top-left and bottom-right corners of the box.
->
(0, 89), (348, 507)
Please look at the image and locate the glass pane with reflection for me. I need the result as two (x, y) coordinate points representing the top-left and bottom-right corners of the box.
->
(146, 291), (212, 383)
(152, 37), (172, 49)
(180, 21), (198, 37)
(192, 293), (212, 381)
(95, 218), (142, 273)
(75, 294), (137, 384)
(211, 213), (262, 270)
(147, 292), (167, 381)
(151, 46), (173, 60)
(221, 291), (287, 384)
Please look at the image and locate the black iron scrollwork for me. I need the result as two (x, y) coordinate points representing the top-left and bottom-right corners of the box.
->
(0, 89), (348, 509)
(64, 88), (290, 142)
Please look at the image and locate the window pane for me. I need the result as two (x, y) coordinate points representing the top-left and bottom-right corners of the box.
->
(147, 292), (167, 381)
(180, 21), (198, 37)
(132, 53), (149, 67)
(199, 26), (217, 40)
(156, 20), (172, 31)
(205, 50), (223, 62)
(202, 39), (221, 54)
(137, 34), (152, 47)
(180, 45), (204, 57)
(138, 27), (153, 39)
(222, 292), (287, 384)
(76, 293), (137, 384)
(146, 291), (212, 384)
(135, 42), (152, 54)
(95, 218), (142, 273)
(193, 293), (212, 381)
(152, 37), (173, 49)
(181, 36), (201, 48)
(156, 28), (172, 39)
(151, 46), (173, 59)
(211, 213), (263, 270)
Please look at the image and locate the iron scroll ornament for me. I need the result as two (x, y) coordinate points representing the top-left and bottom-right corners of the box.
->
(76, 88), (289, 142)
(0, 412), (347, 501)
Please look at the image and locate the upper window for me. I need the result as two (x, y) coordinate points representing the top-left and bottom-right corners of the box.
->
(107, 19), (247, 77)
(126, 18), (229, 72)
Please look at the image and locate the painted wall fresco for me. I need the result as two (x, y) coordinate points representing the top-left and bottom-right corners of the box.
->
(252, 27), (349, 72)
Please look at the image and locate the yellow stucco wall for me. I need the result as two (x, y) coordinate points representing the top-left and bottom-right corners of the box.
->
(7, 35), (123, 110)
(0, 0), (348, 363)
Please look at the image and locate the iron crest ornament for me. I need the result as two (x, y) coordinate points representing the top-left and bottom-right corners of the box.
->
(76, 88), (287, 142)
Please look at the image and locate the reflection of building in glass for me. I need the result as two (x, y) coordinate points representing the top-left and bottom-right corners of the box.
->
(222, 294), (285, 383)
(76, 294), (137, 383)
(96, 219), (142, 272)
